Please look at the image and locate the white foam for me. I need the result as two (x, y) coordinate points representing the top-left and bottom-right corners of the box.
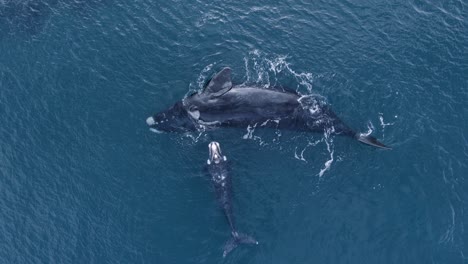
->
(378, 114), (394, 139)
(240, 51), (316, 95)
(361, 122), (375, 137)
(266, 55), (314, 93)
(294, 147), (307, 162)
(318, 156), (334, 178)
(318, 129), (335, 177)
(241, 123), (269, 146)
(378, 113), (395, 129)
(183, 130), (206, 143)
(260, 119), (280, 127)
(186, 63), (215, 98)
(242, 124), (257, 139)
(294, 139), (322, 163)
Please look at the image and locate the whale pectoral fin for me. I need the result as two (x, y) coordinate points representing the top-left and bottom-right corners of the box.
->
(204, 67), (233, 97)
(357, 134), (391, 150)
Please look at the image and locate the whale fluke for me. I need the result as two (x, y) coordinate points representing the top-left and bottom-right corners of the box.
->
(357, 134), (391, 149)
(223, 231), (258, 258)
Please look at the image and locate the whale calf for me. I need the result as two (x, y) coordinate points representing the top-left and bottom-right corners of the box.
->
(147, 67), (390, 149)
(206, 142), (258, 257)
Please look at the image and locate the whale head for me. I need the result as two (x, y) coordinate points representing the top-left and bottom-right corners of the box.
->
(146, 67), (234, 134)
(146, 101), (197, 133)
(207, 141), (227, 165)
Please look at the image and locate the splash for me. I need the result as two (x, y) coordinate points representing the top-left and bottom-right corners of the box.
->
(192, 51), (317, 95)
(242, 123), (258, 140)
(378, 113), (395, 129)
(242, 124), (268, 146)
(181, 130), (207, 145)
(298, 95), (327, 116)
(189, 54), (335, 176)
(265, 56), (314, 93)
(187, 63), (216, 97)
(362, 121), (375, 137)
(260, 119), (280, 127)
(318, 128), (335, 177)
(378, 113), (396, 138)
(242, 50), (315, 93)
(294, 139), (323, 163)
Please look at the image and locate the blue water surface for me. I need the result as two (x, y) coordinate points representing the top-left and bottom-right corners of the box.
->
(1, 0), (467, 263)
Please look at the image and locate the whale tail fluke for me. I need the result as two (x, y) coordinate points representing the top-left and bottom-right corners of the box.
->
(356, 133), (391, 149)
(222, 231), (258, 258)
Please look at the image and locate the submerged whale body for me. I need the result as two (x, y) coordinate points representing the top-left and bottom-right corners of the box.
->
(147, 67), (390, 149)
(206, 142), (258, 257)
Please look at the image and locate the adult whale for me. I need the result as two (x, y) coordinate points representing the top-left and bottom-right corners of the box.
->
(146, 67), (390, 149)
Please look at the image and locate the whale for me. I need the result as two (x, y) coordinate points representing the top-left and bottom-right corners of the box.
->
(206, 141), (258, 257)
(146, 67), (390, 149)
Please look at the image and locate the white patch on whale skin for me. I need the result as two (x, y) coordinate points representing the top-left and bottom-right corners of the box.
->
(146, 116), (156, 126)
(222, 81), (232, 90)
(149, 128), (163, 134)
(198, 120), (220, 126)
(260, 120), (269, 126)
(188, 109), (200, 120)
(261, 119), (280, 127)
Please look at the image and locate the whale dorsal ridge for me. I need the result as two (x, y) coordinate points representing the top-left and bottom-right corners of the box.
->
(204, 67), (233, 97)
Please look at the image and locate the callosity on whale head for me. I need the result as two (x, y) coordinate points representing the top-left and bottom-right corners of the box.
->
(146, 101), (197, 133)
(207, 141), (227, 165)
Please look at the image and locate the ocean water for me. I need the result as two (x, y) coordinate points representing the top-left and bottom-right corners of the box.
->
(0, 0), (467, 263)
